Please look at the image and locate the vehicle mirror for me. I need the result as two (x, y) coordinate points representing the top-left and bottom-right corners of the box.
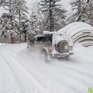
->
(43, 31), (57, 34)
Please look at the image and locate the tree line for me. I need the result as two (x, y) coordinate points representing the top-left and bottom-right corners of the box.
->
(0, 0), (93, 43)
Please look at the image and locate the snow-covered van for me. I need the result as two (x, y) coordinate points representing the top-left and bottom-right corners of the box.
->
(27, 31), (73, 62)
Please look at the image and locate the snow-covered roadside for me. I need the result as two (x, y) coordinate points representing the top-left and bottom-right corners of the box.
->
(0, 43), (93, 93)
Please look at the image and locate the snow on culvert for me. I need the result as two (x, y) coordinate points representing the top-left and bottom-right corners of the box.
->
(58, 22), (93, 46)
(0, 43), (93, 93)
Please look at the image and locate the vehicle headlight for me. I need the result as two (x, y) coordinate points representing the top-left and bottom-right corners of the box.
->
(55, 40), (69, 53)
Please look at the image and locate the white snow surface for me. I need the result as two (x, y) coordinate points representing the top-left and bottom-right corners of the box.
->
(0, 43), (93, 93)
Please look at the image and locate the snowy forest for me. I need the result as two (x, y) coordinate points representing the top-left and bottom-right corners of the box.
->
(0, 0), (93, 43)
(1, 0), (93, 93)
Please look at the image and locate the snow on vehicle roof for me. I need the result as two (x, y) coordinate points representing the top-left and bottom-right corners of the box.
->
(34, 34), (45, 38)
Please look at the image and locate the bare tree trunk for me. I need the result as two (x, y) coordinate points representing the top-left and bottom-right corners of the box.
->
(24, 32), (26, 42)
(49, 0), (54, 32)
(18, 10), (21, 42)
(76, 0), (82, 21)
(86, 0), (90, 3)
(9, 0), (13, 43)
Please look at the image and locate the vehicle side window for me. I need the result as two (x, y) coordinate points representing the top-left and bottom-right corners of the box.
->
(37, 37), (45, 43)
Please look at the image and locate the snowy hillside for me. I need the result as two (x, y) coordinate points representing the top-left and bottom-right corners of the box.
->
(0, 43), (93, 93)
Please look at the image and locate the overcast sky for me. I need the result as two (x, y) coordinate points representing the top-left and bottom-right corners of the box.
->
(0, 0), (71, 16)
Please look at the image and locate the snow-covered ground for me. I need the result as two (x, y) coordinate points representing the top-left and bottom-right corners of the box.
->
(0, 43), (93, 93)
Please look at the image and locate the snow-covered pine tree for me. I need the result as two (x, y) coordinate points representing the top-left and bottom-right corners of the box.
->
(12, 0), (28, 42)
(29, 12), (39, 35)
(30, 1), (44, 33)
(0, 0), (29, 42)
(69, 0), (91, 23)
(20, 19), (29, 42)
(87, 0), (93, 26)
(0, 13), (16, 43)
(40, 0), (54, 31)
(39, 0), (66, 31)
(0, 0), (16, 42)
(53, 7), (66, 30)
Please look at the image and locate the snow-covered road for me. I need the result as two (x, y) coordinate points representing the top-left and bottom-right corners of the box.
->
(0, 43), (93, 93)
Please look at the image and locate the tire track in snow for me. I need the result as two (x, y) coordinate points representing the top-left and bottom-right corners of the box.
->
(0, 52), (23, 93)
(1, 46), (88, 93)
(53, 60), (93, 79)
(0, 47), (77, 93)
(47, 61), (93, 85)
(3, 44), (93, 93)
(0, 48), (52, 93)
(3, 46), (93, 85)
(4, 45), (93, 79)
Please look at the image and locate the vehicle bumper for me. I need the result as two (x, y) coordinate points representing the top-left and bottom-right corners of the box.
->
(51, 51), (73, 58)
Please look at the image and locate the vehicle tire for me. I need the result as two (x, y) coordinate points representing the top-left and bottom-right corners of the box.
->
(41, 50), (49, 62)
